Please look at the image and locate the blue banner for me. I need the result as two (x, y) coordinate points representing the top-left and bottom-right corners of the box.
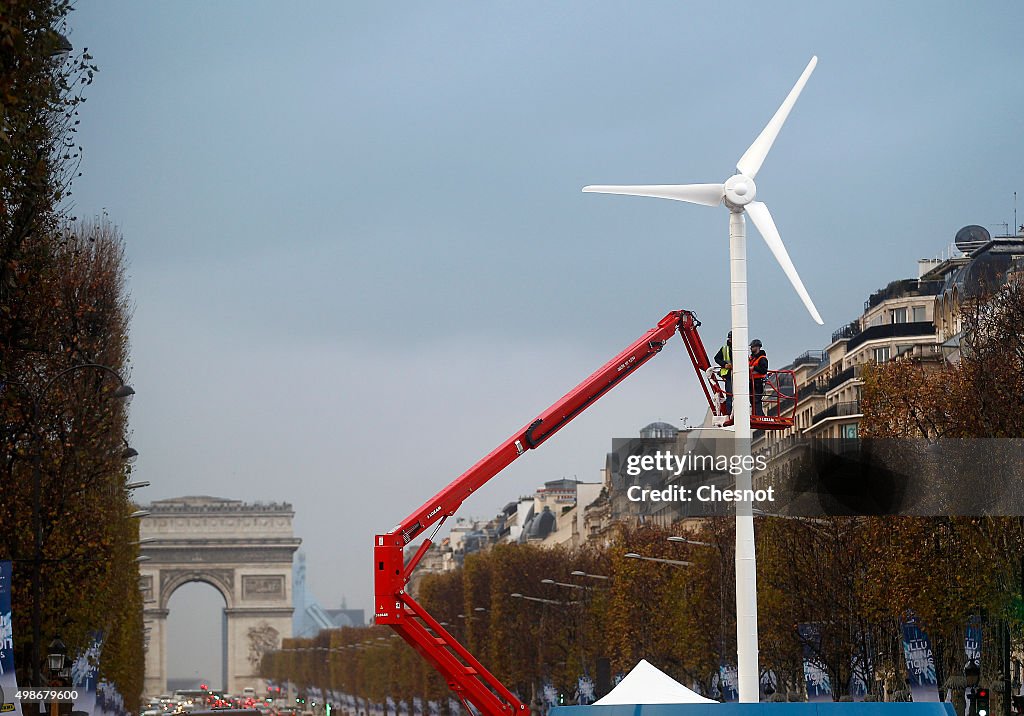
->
(797, 623), (833, 702)
(71, 634), (102, 715)
(716, 665), (738, 702)
(902, 620), (939, 702)
(0, 561), (23, 715)
(96, 679), (128, 716)
(965, 620), (982, 664)
(576, 676), (595, 705)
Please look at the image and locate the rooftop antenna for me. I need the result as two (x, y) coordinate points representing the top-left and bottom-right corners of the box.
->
(584, 56), (822, 703)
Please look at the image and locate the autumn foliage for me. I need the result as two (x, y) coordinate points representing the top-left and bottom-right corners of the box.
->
(1, 0), (143, 709)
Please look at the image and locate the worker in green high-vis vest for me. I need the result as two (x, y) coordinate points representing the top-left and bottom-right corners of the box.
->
(714, 330), (733, 414)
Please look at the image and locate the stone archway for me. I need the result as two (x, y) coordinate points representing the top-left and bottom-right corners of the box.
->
(138, 496), (302, 697)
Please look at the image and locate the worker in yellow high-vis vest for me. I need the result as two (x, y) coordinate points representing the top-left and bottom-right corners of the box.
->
(714, 330), (733, 414)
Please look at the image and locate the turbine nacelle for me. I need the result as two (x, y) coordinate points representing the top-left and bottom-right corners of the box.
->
(723, 174), (756, 212)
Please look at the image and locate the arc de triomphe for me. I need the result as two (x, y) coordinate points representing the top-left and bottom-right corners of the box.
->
(138, 496), (302, 696)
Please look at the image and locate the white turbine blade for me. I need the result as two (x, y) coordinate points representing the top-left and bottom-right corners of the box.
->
(736, 56), (817, 179)
(746, 200), (824, 325)
(582, 183), (724, 207)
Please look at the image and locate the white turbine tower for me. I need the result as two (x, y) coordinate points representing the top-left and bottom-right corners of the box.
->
(583, 56), (823, 703)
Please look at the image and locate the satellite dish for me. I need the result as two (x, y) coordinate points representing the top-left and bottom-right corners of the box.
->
(955, 225), (991, 254)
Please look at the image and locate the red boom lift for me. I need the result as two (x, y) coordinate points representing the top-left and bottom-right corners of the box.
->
(374, 309), (795, 716)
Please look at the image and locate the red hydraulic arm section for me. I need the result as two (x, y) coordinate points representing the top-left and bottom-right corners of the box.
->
(373, 310), (794, 716)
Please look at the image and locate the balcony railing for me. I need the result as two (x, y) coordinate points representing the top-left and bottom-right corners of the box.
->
(826, 365), (862, 391)
(831, 321), (861, 344)
(792, 350), (826, 368)
(797, 381), (828, 402)
(845, 321), (936, 352)
(811, 400), (862, 424)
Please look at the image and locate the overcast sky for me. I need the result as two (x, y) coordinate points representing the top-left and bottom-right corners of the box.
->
(69, 1), (1023, 685)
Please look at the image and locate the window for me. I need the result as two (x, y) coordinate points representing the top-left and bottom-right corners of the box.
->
(896, 344), (914, 357)
(842, 424), (858, 439)
(891, 307), (908, 323)
(912, 305), (927, 322)
(873, 346), (890, 363)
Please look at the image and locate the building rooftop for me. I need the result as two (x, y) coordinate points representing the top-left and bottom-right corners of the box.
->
(639, 422), (679, 439)
(863, 278), (943, 312)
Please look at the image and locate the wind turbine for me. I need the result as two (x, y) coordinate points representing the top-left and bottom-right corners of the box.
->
(583, 56), (823, 703)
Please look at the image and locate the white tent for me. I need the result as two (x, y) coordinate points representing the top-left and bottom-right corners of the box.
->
(593, 659), (718, 705)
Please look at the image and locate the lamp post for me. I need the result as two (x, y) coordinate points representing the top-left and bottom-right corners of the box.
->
(541, 580), (596, 686)
(667, 536), (712, 547)
(24, 363), (135, 687)
(510, 593), (575, 606)
(668, 535), (731, 698)
(46, 638), (68, 683)
(540, 579), (591, 591)
(623, 553), (693, 568)
(510, 594), (577, 712)
(569, 571), (610, 582)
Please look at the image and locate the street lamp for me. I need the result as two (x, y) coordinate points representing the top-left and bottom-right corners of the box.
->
(570, 571), (611, 581)
(542, 579), (594, 680)
(667, 536), (712, 547)
(541, 579), (591, 591)
(46, 638), (67, 674)
(22, 363), (135, 687)
(511, 592), (578, 706)
(668, 535), (729, 690)
(623, 553), (694, 568)
(510, 593), (575, 606)
(47, 637), (71, 685)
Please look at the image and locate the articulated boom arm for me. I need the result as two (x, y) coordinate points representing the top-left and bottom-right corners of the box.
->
(373, 308), (798, 716)
(374, 310), (700, 716)
(393, 309), (698, 546)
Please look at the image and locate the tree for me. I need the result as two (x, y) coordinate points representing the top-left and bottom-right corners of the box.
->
(1, 0), (97, 355)
(859, 278), (1024, 707)
(0, 219), (139, 702)
(756, 516), (889, 700)
(1, 2), (139, 702)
